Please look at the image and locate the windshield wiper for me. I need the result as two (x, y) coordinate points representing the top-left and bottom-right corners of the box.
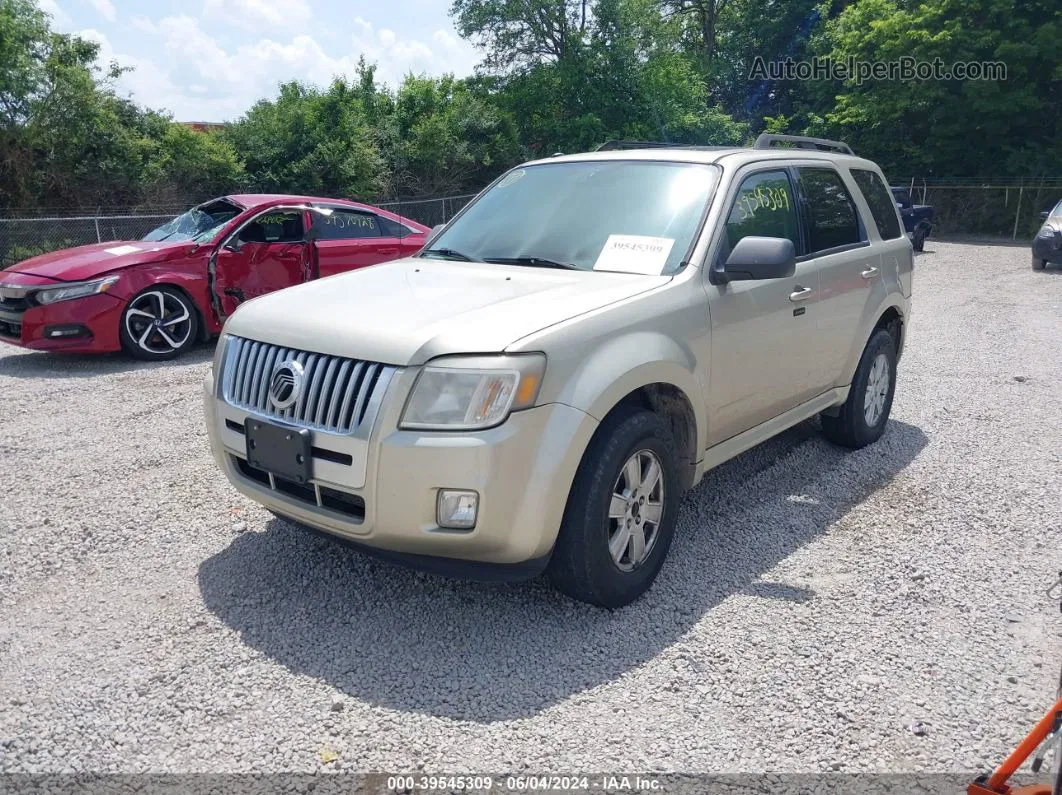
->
(485, 256), (581, 270)
(422, 247), (482, 262)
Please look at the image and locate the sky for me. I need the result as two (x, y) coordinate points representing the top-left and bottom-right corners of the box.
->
(36, 0), (484, 122)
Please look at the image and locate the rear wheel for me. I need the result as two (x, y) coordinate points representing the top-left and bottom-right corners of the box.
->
(821, 327), (897, 449)
(119, 286), (199, 361)
(547, 407), (681, 608)
(912, 229), (927, 252)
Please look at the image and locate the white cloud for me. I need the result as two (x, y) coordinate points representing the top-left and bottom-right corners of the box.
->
(86, 0), (117, 22)
(38, 0), (72, 27)
(82, 13), (482, 121)
(203, 0), (313, 32)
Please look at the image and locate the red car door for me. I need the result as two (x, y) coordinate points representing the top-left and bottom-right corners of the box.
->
(311, 208), (414, 278)
(213, 209), (311, 316)
(378, 213), (427, 257)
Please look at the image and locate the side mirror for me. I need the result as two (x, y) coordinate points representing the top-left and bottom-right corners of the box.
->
(223, 238), (242, 253)
(1041, 211), (1050, 221)
(721, 236), (796, 282)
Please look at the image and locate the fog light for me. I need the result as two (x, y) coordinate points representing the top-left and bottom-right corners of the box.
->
(44, 324), (91, 339)
(436, 489), (478, 529)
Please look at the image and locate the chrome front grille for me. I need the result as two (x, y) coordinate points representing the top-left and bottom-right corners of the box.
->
(222, 336), (395, 434)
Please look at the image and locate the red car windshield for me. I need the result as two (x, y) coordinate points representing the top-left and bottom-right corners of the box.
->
(143, 199), (241, 243)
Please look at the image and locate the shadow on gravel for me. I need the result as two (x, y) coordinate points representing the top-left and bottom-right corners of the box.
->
(0, 341), (214, 378)
(199, 418), (927, 722)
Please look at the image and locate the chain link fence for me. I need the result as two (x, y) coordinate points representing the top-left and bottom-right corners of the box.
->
(894, 179), (1061, 239)
(0, 194), (479, 270)
(2, 183), (1059, 270)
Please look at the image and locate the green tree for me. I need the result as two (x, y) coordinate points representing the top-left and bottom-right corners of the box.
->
(802, 0), (1062, 176)
(223, 79), (385, 200)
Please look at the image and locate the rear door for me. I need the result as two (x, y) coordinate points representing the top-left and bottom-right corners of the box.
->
(212, 208), (311, 316)
(792, 165), (876, 389)
(378, 214), (427, 258)
(311, 208), (408, 278)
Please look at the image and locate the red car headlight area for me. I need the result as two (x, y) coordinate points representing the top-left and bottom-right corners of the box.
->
(0, 290), (127, 353)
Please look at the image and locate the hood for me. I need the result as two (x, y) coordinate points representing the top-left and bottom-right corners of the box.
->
(225, 258), (670, 365)
(4, 240), (199, 282)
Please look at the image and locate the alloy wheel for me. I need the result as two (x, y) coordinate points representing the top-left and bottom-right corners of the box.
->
(607, 449), (665, 572)
(863, 352), (890, 427)
(124, 290), (193, 356)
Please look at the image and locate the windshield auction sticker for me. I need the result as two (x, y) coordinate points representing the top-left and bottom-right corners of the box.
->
(593, 234), (675, 274)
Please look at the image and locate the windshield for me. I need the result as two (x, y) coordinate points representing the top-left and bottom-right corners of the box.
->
(424, 161), (721, 274)
(1051, 198), (1062, 219)
(143, 200), (241, 243)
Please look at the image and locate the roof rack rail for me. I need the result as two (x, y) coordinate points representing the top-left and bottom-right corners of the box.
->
(753, 133), (855, 156)
(594, 139), (732, 152)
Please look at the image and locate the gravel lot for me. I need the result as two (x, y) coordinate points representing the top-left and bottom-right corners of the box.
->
(0, 241), (1059, 777)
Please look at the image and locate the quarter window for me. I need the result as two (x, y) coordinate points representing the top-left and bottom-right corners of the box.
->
(852, 169), (903, 240)
(314, 209), (381, 240)
(797, 168), (863, 253)
(724, 170), (799, 253)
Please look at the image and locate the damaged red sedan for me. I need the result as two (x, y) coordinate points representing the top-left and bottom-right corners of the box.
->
(0, 195), (429, 360)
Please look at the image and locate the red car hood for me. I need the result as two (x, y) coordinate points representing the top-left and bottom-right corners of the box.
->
(2, 240), (199, 283)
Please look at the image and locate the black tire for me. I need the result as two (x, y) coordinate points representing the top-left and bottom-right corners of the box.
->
(821, 327), (897, 449)
(119, 286), (199, 361)
(1032, 255), (1047, 271)
(912, 229), (926, 252)
(547, 407), (682, 608)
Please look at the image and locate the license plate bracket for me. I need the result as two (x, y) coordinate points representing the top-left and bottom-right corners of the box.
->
(246, 420), (312, 484)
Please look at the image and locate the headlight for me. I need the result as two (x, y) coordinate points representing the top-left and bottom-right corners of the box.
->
(35, 275), (120, 305)
(1037, 226), (1058, 239)
(400, 354), (546, 431)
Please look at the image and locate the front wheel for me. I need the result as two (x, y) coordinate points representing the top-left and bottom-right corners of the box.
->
(547, 407), (681, 608)
(1032, 255), (1047, 271)
(821, 327), (897, 449)
(119, 286), (199, 361)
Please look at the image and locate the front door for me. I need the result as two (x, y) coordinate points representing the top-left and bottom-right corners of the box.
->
(213, 209), (311, 317)
(704, 167), (824, 446)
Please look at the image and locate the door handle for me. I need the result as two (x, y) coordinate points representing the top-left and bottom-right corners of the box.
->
(789, 286), (814, 302)
(379, 248), (399, 255)
(861, 266), (880, 279)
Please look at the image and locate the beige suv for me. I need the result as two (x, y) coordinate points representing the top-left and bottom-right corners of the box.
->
(204, 135), (913, 608)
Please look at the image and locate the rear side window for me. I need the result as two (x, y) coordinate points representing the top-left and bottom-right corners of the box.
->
(797, 168), (863, 254)
(724, 170), (799, 252)
(315, 209), (381, 240)
(378, 216), (411, 237)
(852, 169), (903, 240)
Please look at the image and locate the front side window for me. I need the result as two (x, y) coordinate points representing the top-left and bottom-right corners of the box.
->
(852, 169), (903, 240)
(238, 211), (304, 244)
(314, 209), (381, 240)
(797, 168), (863, 254)
(424, 161), (721, 275)
(723, 170), (799, 254)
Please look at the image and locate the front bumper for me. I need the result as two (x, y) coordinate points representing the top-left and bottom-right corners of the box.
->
(204, 368), (599, 573)
(0, 293), (125, 353)
(1032, 230), (1062, 264)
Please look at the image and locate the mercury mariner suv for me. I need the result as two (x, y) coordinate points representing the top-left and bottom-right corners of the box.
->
(204, 134), (913, 608)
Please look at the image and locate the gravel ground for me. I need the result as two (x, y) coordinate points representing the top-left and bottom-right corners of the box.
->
(0, 241), (1060, 778)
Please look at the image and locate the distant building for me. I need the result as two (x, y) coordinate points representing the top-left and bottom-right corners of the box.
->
(181, 121), (226, 133)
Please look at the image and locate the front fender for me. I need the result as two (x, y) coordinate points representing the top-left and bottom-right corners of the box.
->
(107, 261), (215, 334)
(548, 331), (708, 462)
